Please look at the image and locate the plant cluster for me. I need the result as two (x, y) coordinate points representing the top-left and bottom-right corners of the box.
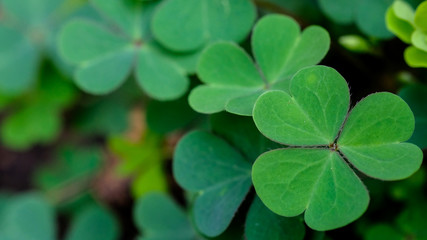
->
(0, 0), (426, 239)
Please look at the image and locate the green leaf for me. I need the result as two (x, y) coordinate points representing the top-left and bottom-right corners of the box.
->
(0, 71), (76, 150)
(411, 30), (427, 52)
(0, 25), (39, 95)
(58, 1), (191, 99)
(252, 148), (369, 231)
(386, 1), (415, 44)
(318, 0), (357, 24)
(174, 131), (252, 237)
(338, 35), (373, 53)
(152, 0), (256, 51)
(75, 48), (135, 94)
(404, 46), (427, 68)
(0, 103), (61, 150)
(131, 164), (168, 198)
(136, 48), (188, 100)
(134, 193), (198, 240)
(355, 0), (394, 38)
(0, 193), (56, 240)
(253, 15), (330, 83)
(90, 0), (145, 38)
(59, 19), (130, 64)
(338, 92), (422, 180)
(191, 15), (330, 116)
(253, 66), (349, 146)
(318, 0), (393, 38)
(399, 83), (427, 149)
(245, 197), (305, 240)
(108, 133), (167, 198)
(251, 65), (422, 230)
(414, 1), (427, 32)
(66, 205), (119, 240)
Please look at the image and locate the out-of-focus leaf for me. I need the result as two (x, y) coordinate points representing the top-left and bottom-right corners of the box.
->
(0, 193), (56, 240)
(134, 193), (199, 240)
(66, 205), (119, 240)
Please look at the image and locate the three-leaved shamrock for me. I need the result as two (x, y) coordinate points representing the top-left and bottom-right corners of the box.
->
(190, 14), (330, 116)
(58, 0), (193, 100)
(252, 65), (423, 230)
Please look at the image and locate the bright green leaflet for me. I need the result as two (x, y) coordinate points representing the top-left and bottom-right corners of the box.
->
(34, 147), (101, 204)
(386, 1), (427, 68)
(151, 0), (256, 52)
(412, 29), (427, 51)
(0, 73), (76, 150)
(386, 1), (415, 44)
(108, 133), (167, 198)
(338, 35), (373, 53)
(318, 0), (393, 38)
(404, 46), (427, 67)
(173, 131), (252, 237)
(0, 193), (56, 240)
(134, 193), (198, 240)
(399, 83), (427, 149)
(252, 65), (423, 230)
(58, 0), (189, 100)
(245, 197), (306, 240)
(414, 1), (427, 32)
(190, 14), (330, 116)
(65, 205), (119, 240)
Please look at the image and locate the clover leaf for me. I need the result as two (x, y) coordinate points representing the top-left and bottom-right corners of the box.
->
(245, 197), (305, 240)
(134, 193), (200, 240)
(0, 193), (56, 240)
(151, 0), (256, 52)
(58, 0), (191, 100)
(399, 83), (427, 149)
(0, 0), (87, 95)
(318, 0), (394, 38)
(386, 0), (416, 44)
(174, 114), (280, 237)
(190, 14), (330, 116)
(252, 65), (423, 230)
(0, 71), (77, 150)
(174, 131), (252, 237)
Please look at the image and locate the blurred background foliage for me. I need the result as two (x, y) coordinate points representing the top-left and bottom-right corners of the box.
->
(0, 0), (426, 239)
